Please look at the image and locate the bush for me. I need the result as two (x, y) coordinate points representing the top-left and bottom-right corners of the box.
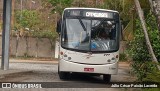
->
(142, 69), (160, 82)
(142, 70), (160, 91)
(146, 14), (160, 61)
(119, 53), (127, 61)
(142, 88), (160, 91)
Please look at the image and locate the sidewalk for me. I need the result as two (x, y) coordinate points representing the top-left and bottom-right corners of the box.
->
(0, 58), (58, 77)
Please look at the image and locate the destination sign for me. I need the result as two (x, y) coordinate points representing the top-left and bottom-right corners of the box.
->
(66, 9), (114, 19)
(86, 12), (110, 18)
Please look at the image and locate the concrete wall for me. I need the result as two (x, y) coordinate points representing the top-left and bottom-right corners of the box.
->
(0, 36), (55, 58)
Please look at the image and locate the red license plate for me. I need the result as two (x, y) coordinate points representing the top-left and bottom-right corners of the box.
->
(84, 68), (94, 72)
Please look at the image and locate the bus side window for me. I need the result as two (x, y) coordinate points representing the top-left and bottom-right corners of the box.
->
(56, 18), (62, 34)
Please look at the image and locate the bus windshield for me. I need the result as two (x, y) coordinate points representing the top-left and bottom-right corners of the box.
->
(62, 18), (119, 52)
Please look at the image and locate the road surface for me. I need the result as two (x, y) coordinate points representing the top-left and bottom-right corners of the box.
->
(0, 61), (138, 91)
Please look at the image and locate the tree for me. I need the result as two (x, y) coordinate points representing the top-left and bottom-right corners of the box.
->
(134, 0), (160, 70)
(148, 0), (160, 31)
(48, 0), (73, 15)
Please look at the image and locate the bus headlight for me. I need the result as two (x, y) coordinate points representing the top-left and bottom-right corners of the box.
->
(107, 59), (111, 62)
(111, 57), (115, 60)
(108, 57), (116, 63)
(64, 54), (67, 57)
(68, 57), (71, 60)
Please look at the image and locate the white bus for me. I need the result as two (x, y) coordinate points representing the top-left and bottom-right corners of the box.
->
(55, 8), (121, 82)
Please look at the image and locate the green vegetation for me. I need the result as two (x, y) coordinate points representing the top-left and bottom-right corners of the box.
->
(15, 10), (40, 31)
(128, 12), (160, 81)
(142, 70), (160, 91)
(119, 53), (127, 61)
(14, 9), (57, 38)
(143, 69), (160, 82)
(99, 0), (134, 25)
(48, 0), (73, 15)
(142, 88), (160, 91)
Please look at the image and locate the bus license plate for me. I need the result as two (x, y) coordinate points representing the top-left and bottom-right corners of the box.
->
(84, 68), (94, 72)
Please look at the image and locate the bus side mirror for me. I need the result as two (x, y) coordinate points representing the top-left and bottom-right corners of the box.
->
(56, 19), (62, 34)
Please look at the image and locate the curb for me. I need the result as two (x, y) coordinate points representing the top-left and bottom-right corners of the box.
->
(0, 69), (32, 79)
(9, 59), (58, 64)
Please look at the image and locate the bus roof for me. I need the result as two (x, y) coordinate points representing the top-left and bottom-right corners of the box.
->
(64, 7), (119, 13)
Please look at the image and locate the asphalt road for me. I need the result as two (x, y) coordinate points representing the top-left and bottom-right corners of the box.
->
(0, 62), (138, 91)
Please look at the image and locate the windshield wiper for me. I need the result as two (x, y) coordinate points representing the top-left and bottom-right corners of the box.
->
(78, 18), (87, 31)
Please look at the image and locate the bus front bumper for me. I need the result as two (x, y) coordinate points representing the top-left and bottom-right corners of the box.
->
(59, 59), (118, 75)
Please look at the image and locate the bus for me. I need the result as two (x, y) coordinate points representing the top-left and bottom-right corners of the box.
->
(55, 8), (121, 82)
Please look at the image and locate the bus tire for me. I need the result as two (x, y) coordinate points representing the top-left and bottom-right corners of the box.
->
(59, 71), (70, 80)
(103, 74), (111, 83)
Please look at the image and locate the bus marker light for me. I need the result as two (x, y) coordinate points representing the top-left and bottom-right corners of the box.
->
(84, 68), (94, 72)
(60, 52), (63, 55)
(116, 55), (119, 58)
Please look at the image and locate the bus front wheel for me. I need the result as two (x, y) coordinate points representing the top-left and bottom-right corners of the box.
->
(103, 74), (111, 83)
(58, 64), (70, 80)
(58, 71), (70, 80)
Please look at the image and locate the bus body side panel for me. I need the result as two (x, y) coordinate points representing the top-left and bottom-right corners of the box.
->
(55, 40), (59, 58)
